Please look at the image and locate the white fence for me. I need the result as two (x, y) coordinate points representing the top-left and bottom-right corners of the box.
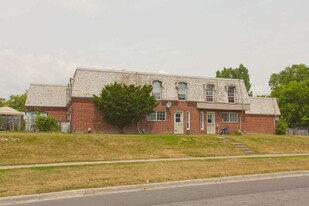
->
(286, 128), (309, 136)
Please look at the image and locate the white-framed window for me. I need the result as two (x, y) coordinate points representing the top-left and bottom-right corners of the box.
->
(186, 111), (190, 130)
(222, 113), (238, 122)
(152, 81), (162, 100)
(147, 110), (166, 121)
(207, 113), (213, 124)
(178, 82), (187, 100)
(206, 84), (214, 102)
(200, 111), (204, 130)
(228, 86), (236, 103)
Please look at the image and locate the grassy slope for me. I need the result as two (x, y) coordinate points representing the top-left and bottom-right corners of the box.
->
(0, 156), (308, 197)
(0, 133), (243, 165)
(1, 133), (309, 166)
(0, 133), (308, 197)
(226, 134), (309, 154)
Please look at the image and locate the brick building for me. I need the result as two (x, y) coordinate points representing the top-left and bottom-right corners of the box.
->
(25, 68), (280, 134)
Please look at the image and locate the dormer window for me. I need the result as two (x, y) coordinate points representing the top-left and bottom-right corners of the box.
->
(228, 86), (236, 103)
(206, 84), (214, 102)
(178, 82), (187, 100)
(152, 81), (162, 100)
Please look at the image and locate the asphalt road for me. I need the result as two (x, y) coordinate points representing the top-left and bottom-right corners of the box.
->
(15, 175), (309, 206)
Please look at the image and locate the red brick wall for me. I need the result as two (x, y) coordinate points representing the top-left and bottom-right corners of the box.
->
(243, 114), (276, 134)
(67, 98), (277, 135)
(69, 98), (137, 133)
(26, 106), (67, 122)
(139, 101), (202, 134)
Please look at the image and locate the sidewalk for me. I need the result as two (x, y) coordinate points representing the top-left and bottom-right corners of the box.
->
(1, 153), (309, 170)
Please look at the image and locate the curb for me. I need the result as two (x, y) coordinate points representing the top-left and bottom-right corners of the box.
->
(0, 170), (308, 205)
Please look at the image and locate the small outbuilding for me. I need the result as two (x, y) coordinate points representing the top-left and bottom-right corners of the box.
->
(0, 106), (24, 131)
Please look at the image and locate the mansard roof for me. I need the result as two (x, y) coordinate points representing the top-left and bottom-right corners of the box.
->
(71, 67), (250, 104)
(25, 84), (67, 108)
(247, 97), (281, 115)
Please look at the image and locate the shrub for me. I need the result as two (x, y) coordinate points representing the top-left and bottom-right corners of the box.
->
(234, 130), (243, 135)
(36, 116), (58, 132)
(276, 117), (287, 135)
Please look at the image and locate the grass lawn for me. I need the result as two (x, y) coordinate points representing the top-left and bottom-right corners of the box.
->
(0, 132), (243, 166)
(0, 156), (308, 197)
(0, 132), (308, 166)
(225, 134), (309, 154)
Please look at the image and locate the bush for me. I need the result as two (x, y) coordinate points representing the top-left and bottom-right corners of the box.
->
(276, 117), (287, 135)
(36, 116), (58, 132)
(234, 130), (243, 135)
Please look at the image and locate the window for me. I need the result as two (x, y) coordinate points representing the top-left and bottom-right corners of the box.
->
(178, 82), (187, 100)
(206, 84), (214, 102)
(228, 86), (236, 103)
(175, 113), (181, 122)
(147, 111), (166, 121)
(200, 111), (204, 130)
(186, 111), (190, 130)
(222, 113), (238, 122)
(152, 81), (162, 100)
(207, 114), (213, 124)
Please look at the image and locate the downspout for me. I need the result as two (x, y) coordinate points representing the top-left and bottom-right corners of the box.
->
(136, 72), (140, 133)
(238, 79), (245, 132)
(272, 98), (277, 133)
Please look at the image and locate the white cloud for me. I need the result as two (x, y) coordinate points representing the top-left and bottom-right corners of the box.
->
(251, 85), (271, 97)
(0, 0), (37, 20)
(46, 0), (103, 17)
(0, 49), (76, 99)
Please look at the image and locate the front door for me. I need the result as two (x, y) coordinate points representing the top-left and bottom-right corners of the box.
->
(207, 112), (215, 134)
(174, 111), (183, 134)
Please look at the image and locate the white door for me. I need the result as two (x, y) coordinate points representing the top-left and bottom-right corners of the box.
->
(174, 112), (183, 134)
(207, 112), (215, 134)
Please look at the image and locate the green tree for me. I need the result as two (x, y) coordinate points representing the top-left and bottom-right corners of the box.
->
(4, 93), (27, 112)
(0, 98), (5, 107)
(93, 83), (158, 131)
(216, 64), (252, 96)
(276, 117), (287, 135)
(269, 64), (309, 127)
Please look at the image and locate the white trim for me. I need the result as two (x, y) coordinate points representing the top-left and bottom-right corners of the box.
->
(206, 112), (216, 134)
(147, 111), (166, 121)
(186, 111), (190, 130)
(200, 111), (204, 130)
(222, 112), (238, 122)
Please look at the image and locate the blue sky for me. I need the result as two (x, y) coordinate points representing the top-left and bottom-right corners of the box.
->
(0, 0), (308, 98)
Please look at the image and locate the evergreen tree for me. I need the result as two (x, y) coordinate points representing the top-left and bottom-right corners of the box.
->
(93, 83), (158, 131)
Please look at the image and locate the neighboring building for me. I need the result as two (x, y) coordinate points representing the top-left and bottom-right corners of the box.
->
(25, 67), (280, 134)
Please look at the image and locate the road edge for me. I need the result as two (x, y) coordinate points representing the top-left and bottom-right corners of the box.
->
(1, 170), (309, 205)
